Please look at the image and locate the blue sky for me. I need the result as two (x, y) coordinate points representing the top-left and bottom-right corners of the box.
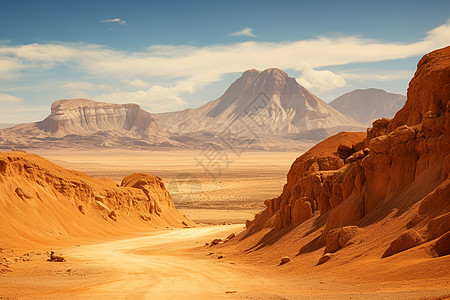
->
(1, 0), (450, 122)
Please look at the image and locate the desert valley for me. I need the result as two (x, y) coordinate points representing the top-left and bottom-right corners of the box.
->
(1, 2), (450, 299)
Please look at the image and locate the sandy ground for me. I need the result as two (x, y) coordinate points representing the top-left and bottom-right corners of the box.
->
(1, 224), (448, 299)
(1, 149), (448, 299)
(33, 149), (300, 224)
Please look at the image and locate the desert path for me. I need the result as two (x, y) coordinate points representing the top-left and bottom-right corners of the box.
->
(3, 225), (448, 300)
(64, 225), (277, 299)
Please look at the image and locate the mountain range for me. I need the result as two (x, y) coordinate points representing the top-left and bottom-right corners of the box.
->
(0, 69), (405, 151)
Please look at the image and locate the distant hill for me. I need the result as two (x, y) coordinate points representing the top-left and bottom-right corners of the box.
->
(0, 69), (368, 151)
(329, 88), (406, 125)
(0, 123), (18, 129)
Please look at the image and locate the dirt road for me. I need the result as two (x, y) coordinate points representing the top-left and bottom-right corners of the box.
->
(65, 224), (276, 299)
(2, 225), (448, 299)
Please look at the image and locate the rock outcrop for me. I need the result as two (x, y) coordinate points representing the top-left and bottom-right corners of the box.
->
(245, 46), (450, 260)
(0, 151), (193, 247)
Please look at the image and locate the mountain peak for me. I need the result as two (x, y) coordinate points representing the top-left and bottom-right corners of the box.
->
(241, 68), (289, 80)
(261, 68), (289, 78)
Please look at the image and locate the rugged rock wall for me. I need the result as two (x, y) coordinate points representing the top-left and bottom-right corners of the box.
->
(0, 151), (193, 247)
(246, 46), (450, 258)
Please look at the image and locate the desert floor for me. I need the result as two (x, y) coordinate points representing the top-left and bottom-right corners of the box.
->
(1, 150), (449, 299)
(33, 149), (301, 224)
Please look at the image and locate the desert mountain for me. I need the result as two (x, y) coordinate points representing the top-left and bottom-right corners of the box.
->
(330, 88), (406, 125)
(0, 151), (194, 248)
(155, 68), (366, 150)
(0, 99), (172, 149)
(0, 71), (366, 151)
(233, 46), (450, 267)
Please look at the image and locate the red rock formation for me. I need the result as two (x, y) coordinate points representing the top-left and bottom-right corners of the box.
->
(245, 46), (450, 260)
(0, 151), (193, 248)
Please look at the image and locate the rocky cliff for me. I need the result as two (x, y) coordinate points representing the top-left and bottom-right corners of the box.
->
(0, 151), (193, 248)
(245, 46), (450, 261)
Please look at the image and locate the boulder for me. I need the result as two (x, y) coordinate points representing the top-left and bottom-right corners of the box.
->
(279, 256), (291, 265)
(15, 187), (33, 200)
(382, 229), (423, 258)
(325, 226), (362, 253)
(431, 231), (450, 257)
(317, 253), (334, 265)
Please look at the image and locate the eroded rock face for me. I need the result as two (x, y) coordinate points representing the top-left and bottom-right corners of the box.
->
(37, 99), (165, 137)
(245, 46), (450, 258)
(121, 173), (175, 216)
(0, 99), (170, 149)
(0, 151), (193, 247)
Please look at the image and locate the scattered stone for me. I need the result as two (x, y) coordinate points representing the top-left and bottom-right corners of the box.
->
(108, 210), (117, 222)
(279, 256), (291, 265)
(78, 205), (85, 214)
(15, 187), (33, 200)
(140, 213), (151, 221)
(210, 238), (222, 246)
(218, 255), (223, 259)
(66, 269), (72, 272)
(226, 233), (236, 240)
(182, 221), (190, 227)
(225, 291), (237, 294)
(48, 251), (66, 262)
(317, 253), (334, 265)
(207, 252), (214, 256)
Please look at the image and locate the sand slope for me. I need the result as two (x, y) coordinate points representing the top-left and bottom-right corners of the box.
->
(0, 151), (193, 249)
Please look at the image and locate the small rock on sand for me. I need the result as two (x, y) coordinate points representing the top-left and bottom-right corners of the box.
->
(211, 238), (222, 246)
(279, 256), (291, 265)
(317, 253), (334, 265)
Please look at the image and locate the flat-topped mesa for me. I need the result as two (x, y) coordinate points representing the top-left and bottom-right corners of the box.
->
(37, 99), (166, 137)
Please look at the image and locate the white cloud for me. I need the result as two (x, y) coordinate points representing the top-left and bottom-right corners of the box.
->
(124, 79), (150, 89)
(297, 68), (347, 93)
(230, 27), (256, 37)
(62, 81), (112, 90)
(0, 93), (22, 103)
(0, 57), (24, 78)
(95, 82), (191, 113)
(101, 18), (126, 25)
(1, 20), (450, 109)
